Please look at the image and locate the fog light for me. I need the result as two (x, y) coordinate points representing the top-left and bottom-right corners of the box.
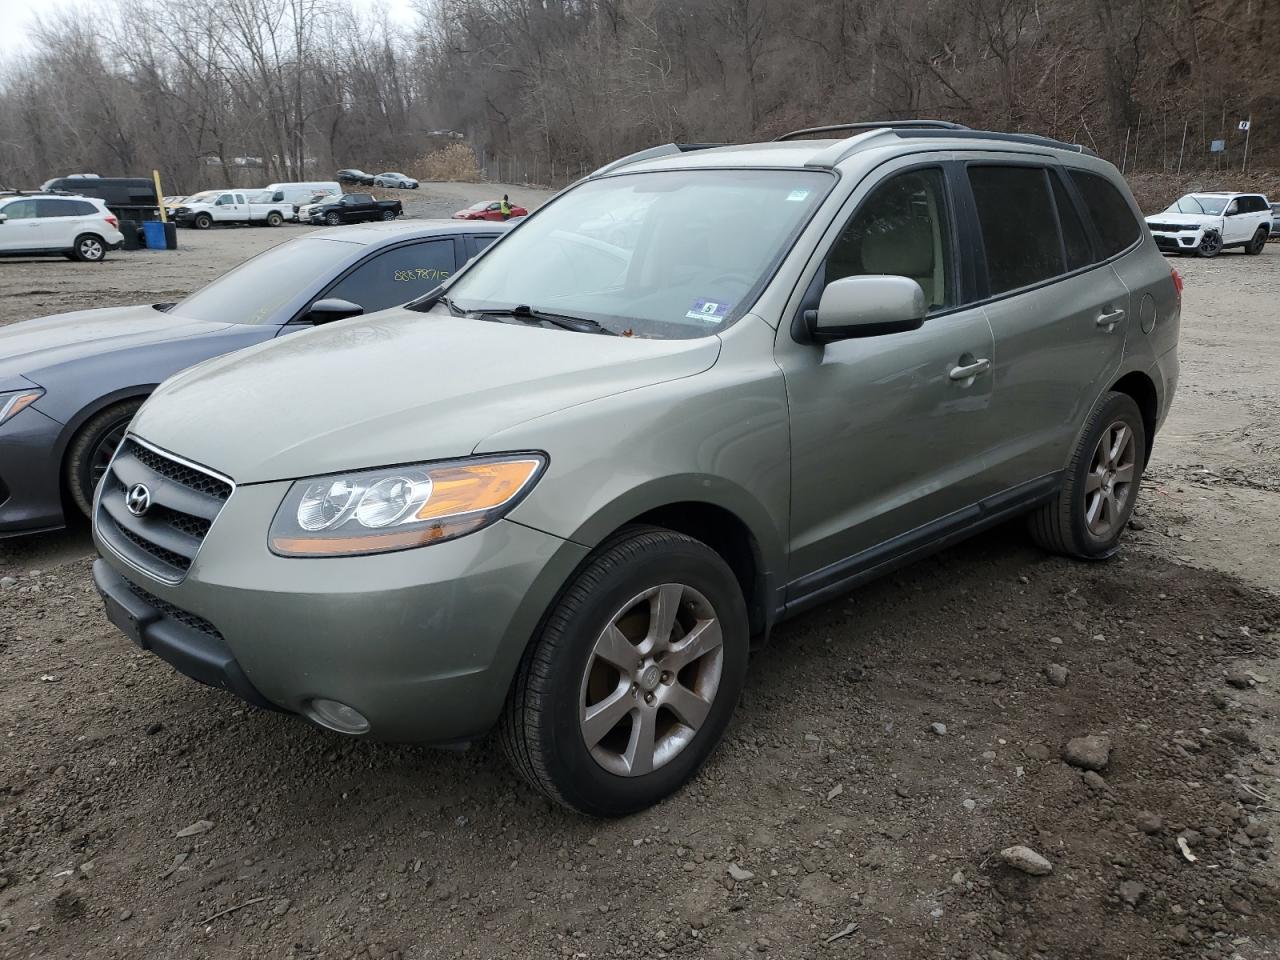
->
(306, 698), (370, 735)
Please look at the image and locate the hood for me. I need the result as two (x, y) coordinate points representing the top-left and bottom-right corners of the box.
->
(0, 304), (234, 384)
(1146, 212), (1222, 228)
(132, 309), (721, 483)
(452, 210), (483, 219)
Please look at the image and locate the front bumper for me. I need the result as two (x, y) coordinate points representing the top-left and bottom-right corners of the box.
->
(0, 405), (67, 536)
(93, 476), (589, 743)
(1151, 229), (1202, 253)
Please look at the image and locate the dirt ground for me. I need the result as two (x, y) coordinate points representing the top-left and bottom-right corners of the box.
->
(0, 191), (1278, 960)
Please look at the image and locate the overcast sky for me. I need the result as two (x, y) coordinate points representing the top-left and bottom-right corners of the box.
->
(9, 0), (419, 50)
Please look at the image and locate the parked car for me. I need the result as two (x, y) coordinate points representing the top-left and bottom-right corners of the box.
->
(265, 181), (343, 209)
(307, 193), (402, 225)
(40, 176), (160, 222)
(452, 199), (529, 221)
(297, 192), (343, 222)
(172, 190), (294, 228)
(373, 172), (419, 189)
(1145, 192), (1272, 257)
(337, 169), (375, 186)
(1270, 203), (1280, 239)
(0, 193), (123, 262)
(87, 123), (1180, 816)
(0, 220), (509, 538)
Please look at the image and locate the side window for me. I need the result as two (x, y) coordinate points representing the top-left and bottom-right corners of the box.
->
(2, 199), (38, 220)
(472, 234), (499, 253)
(969, 165), (1064, 294)
(1068, 170), (1141, 258)
(216, 194), (233, 206)
(1225, 199), (1239, 216)
(823, 167), (954, 312)
(1049, 174), (1092, 271)
(37, 199), (75, 218)
(324, 240), (456, 313)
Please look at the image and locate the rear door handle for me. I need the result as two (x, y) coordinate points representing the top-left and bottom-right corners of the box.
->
(949, 358), (991, 381)
(1096, 308), (1126, 328)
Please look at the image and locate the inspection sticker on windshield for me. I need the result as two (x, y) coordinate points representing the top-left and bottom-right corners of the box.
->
(685, 299), (730, 323)
(785, 189), (811, 202)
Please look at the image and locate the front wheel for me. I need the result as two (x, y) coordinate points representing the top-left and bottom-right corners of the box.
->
(325, 212), (341, 226)
(65, 399), (144, 517)
(1029, 391), (1146, 560)
(193, 213), (213, 230)
(1245, 227), (1268, 255)
(1196, 229), (1222, 257)
(500, 527), (749, 816)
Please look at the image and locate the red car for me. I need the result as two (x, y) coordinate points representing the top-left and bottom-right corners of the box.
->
(452, 200), (528, 221)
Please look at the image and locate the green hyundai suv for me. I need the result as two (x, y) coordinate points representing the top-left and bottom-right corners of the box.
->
(92, 121), (1181, 816)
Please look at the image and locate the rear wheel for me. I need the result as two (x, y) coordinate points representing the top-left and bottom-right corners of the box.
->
(266, 211), (283, 227)
(65, 399), (144, 518)
(1245, 227), (1268, 255)
(73, 234), (106, 262)
(500, 527), (749, 816)
(1028, 391), (1146, 560)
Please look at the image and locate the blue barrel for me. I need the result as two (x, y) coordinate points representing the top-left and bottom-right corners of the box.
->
(142, 220), (167, 250)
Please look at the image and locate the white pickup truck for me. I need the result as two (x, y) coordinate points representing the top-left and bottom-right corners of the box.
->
(172, 189), (295, 229)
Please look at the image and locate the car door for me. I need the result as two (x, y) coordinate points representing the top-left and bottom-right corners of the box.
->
(0, 199), (44, 251)
(212, 193), (236, 223)
(37, 198), (89, 249)
(965, 161), (1133, 489)
(776, 157), (1000, 587)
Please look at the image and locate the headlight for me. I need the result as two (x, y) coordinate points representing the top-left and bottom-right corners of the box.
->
(0, 388), (44, 426)
(269, 453), (546, 557)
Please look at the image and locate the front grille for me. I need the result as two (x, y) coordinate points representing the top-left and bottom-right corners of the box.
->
(1147, 222), (1193, 233)
(124, 577), (224, 641)
(95, 438), (233, 583)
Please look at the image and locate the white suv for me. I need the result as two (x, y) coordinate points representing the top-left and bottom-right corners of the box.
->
(0, 193), (124, 262)
(1146, 191), (1272, 257)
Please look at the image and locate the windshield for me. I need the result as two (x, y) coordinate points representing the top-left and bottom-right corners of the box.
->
(173, 237), (358, 325)
(468, 201), (491, 211)
(1168, 194), (1227, 215)
(184, 191), (219, 205)
(442, 168), (832, 339)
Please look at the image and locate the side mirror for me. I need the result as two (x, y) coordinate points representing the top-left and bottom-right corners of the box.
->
(807, 275), (926, 342)
(307, 298), (364, 325)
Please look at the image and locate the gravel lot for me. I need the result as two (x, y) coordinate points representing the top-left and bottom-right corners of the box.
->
(0, 198), (1278, 960)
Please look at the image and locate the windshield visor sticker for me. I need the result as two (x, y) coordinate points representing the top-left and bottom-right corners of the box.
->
(785, 189), (811, 202)
(685, 299), (730, 324)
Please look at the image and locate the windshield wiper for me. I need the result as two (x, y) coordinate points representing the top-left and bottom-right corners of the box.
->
(480, 304), (616, 335)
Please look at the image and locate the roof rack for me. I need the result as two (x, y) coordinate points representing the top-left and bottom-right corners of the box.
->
(892, 127), (1096, 155)
(590, 142), (727, 177)
(776, 120), (968, 141)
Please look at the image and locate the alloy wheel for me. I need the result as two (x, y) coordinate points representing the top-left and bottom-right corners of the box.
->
(80, 238), (103, 260)
(1198, 232), (1222, 257)
(579, 583), (724, 777)
(1084, 420), (1137, 537)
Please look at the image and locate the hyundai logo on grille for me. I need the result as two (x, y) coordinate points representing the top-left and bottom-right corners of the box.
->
(125, 483), (152, 517)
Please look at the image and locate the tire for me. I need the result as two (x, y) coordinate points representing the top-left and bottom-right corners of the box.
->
(500, 526), (749, 817)
(65, 399), (144, 518)
(325, 212), (341, 226)
(1196, 229), (1222, 257)
(266, 211), (283, 227)
(1028, 391), (1146, 560)
(381, 210), (396, 221)
(1245, 227), (1268, 255)
(72, 234), (107, 262)
(193, 213), (213, 230)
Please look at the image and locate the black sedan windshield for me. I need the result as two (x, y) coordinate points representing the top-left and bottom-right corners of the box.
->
(173, 238), (359, 325)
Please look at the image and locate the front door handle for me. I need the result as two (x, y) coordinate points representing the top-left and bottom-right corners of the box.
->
(1096, 308), (1126, 328)
(949, 358), (991, 381)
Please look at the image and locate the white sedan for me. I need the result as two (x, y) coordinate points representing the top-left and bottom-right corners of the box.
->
(372, 172), (419, 189)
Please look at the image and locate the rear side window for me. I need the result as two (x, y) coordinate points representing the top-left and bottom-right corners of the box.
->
(1050, 175), (1092, 271)
(37, 199), (97, 217)
(1068, 170), (1141, 258)
(969, 166), (1063, 294)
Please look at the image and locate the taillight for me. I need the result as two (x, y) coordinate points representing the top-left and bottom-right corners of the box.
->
(105, 215), (118, 228)
(1170, 266), (1183, 299)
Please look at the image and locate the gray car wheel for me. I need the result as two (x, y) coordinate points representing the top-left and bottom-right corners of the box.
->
(1028, 391), (1146, 560)
(500, 526), (748, 816)
(65, 398), (143, 518)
